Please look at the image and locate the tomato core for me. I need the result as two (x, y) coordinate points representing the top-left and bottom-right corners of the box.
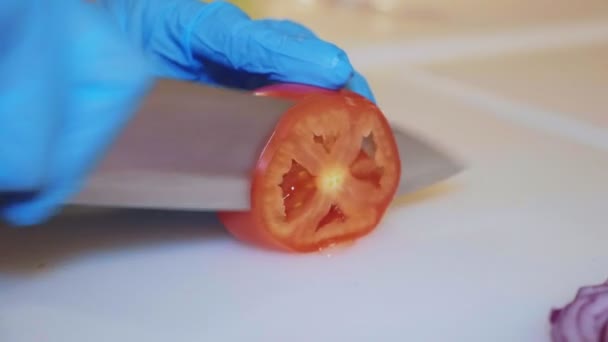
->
(218, 84), (401, 252)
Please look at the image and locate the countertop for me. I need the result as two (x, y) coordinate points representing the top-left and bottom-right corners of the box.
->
(1, 1), (608, 341)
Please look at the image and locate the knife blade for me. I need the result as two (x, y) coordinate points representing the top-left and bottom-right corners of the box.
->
(69, 79), (463, 211)
(391, 125), (464, 197)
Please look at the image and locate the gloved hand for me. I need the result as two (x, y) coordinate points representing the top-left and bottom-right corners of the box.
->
(0, 0), (375, 226)
(98, 0), (375, 101)
(0, 1), (153, 225)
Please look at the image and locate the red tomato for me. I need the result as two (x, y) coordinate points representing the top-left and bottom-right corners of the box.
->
(217, 84), (401, 253)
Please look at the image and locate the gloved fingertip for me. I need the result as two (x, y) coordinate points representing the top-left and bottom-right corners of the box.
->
(2, 180), (75, 227)
(268, 40), (355, 90)
(346, 71), (376, 103)
(3, 204), (53, 227)
(325, 49), (356, 88)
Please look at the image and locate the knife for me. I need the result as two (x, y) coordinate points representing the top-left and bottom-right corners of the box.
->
(69, 79), (463, 211)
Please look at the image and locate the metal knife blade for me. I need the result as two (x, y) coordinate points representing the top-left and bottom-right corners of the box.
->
(69, 79), (463, 211)
(391, 125), (464, 197)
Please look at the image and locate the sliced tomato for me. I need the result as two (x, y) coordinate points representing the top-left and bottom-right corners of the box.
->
(217, 84), (401, 253)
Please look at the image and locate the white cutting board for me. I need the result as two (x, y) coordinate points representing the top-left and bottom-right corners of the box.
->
(2, 26), (608, 342)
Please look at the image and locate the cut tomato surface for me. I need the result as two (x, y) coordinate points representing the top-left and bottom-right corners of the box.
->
(217, 84), (401, 253)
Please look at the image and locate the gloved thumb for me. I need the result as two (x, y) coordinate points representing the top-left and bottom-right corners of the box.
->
(189, 1), (355, 90)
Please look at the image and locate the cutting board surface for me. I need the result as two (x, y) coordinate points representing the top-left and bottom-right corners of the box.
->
(2, 1), (608, 341)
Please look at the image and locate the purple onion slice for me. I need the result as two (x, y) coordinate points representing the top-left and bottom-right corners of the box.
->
(550, 279), (608, 342)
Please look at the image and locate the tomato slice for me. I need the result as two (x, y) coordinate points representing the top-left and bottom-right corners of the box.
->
(217, 84), (401, 253)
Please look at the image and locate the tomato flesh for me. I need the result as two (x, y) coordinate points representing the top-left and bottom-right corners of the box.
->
(217, 84), (401, 253)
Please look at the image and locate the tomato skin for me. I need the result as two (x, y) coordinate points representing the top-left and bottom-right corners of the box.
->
(217, 84), (401, 253)
(216, 209), (289, 252)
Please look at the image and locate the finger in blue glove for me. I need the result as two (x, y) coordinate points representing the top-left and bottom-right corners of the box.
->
(99, 0), (376, 101)
(0, 1), (153, 226)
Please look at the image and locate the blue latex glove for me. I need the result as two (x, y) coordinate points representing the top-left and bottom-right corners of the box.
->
(98, 0), (375, 100)
(0, 0), (375, 226)
(0, 1), (153, 226)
